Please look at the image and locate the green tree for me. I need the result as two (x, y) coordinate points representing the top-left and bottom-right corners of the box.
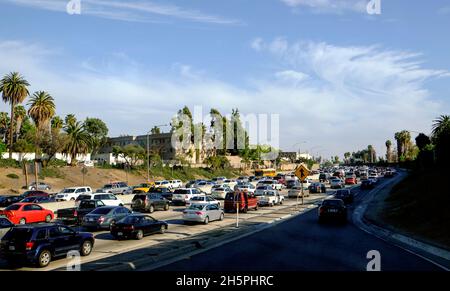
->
(432, 115), (450, 166)
(150, 126), (161, 135)
(63, 122), (91, 166)
(0, 112), (10, 143)
(51, 116), (64, 134)
(395, 130), (411, 161)
(0, 72), (30, 158)
(65, 114), (77, 127)
(415, 133), (431, 151)
(385, 140), (392, 163)
(112, 144), (146, 168)
(27, 91), (56, 131)
(13, 105), (27, 138)
(84, 117), (108, 154)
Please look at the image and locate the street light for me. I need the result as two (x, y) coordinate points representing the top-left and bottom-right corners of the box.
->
(147, 124), (169, 182)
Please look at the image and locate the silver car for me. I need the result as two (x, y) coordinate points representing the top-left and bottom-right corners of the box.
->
(28, 182), (51, 191)
(182, 203), (224, 224)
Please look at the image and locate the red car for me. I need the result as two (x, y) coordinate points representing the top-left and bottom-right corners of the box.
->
(0, 203), (54, 225)
(345, 177), (357, 185)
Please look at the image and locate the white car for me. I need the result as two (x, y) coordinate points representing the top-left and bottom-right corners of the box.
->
(287, 186), (309, 198)
(234, 183), (256, 193)
(255, 185), (273, 196)
(172, 188), (204, 205)
(211, 186), (233, 200)
(55, 186), (93, 202)
(301, 179), (313, 190)
(256, 190), (284, 207)
(169, 180), (183, 189)
(186, 195), (221, 207)
(330, 179), (345, 189)
(256, 179), (283, 190)
(155, 180), (171, 188)
(75, 193), (124, 207)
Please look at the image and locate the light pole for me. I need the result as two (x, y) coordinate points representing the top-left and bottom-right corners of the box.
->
(147, 124), (169, 182)
(292, 141), (307, 161)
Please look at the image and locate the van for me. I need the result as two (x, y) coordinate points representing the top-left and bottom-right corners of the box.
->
(224, 191), (258, 213)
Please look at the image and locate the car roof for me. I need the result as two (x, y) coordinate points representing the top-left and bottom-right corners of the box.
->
(12, 223), (57, 229)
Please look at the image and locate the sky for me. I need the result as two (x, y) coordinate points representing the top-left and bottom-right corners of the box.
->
(0, 0), (449, 160)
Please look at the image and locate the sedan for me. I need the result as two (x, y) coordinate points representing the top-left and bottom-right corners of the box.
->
(186, 195), (220, 207)
(255, 185), (273, 196)
(287, 186), (309, 198)
(82, 206), (132, 230)
(182, 203), (224, 225)
(0, 195), (25, 207)
(361, 179), (375, 190)
(0, 203), (54, 225)
(211, 187), (233, 200)
(110, 214), (168, 240)
(0, 217), (14, 239)
(20, 196), (56, 204)
(28, 182), (51, 191)
(334, 189), (354, 204)
(330, 179), (345, 189)
(309, 182), (327, 194)
(318, 199), (347, 223)
(345, 176), (357, 185)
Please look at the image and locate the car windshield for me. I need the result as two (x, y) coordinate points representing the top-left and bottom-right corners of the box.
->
(80, 200), (97, 208)
(191, 197), (205, 201)
(103, 184), (112, 189)
(62, 188), (76, 193)
(174, 189), (189, 194)
(90, 207), (112, 215)
(77, 195), (91, 200)
(187, 204), (205, 211)
(5, 204), (21, 211)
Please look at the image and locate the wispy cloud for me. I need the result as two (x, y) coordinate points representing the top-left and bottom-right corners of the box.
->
(438, 6), (450, 15)
(280, 0), (368, 14)
(1, 0), (242, 24)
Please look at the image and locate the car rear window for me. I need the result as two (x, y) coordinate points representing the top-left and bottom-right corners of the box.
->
(322, 200), (343, 207)
(133, 194), (147, 201)
(62, 188), (76, 193)
(3, 228), (33, 241)
(80, 200), (97, 208)
(5, 204), (21, 211)
(77, 195), (92, 201)
(187, 204), (205, 211)
(174, 189), (189, 194)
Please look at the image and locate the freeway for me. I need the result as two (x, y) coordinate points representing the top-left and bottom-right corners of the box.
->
(153, 177), (444, 271)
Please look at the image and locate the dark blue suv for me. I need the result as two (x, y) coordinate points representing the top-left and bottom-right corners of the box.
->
(0, 224), (94, 268)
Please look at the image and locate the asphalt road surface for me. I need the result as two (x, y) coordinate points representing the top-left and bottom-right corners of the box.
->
(155, 185), (443, 271)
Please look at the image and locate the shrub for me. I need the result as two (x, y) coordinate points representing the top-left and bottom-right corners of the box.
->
(0, 158), (21, 168)
(6, 173), (19, 179)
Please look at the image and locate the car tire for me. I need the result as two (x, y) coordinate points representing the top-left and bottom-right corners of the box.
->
(37, 249), (52, 268)
(149, 205), (154, 213)
(45, 215), (52, 223)
(204, 216), (209, 225)
(109, 220), (116, 229)
(270, 202), (274, 207)
(136, 230), (144, 240)
(164, 204), (169, 211)
(279, 200), (283, 205)
(81, 240), (93, 256)
(19, 218), (26, 225)
(160, 225), (167, 234)
(46, 187), (50, 191)
(219, 213), (224, 221)
(254, 205), (258, 211)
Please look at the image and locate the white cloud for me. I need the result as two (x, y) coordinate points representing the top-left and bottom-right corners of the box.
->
(1, 0), (242, 24)
(280, 0), (368, 14)
(0, 39), (448, 158)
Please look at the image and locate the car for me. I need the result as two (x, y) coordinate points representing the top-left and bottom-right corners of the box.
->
(82, 206), (132, 230)
(309, 182), (326, 194)
(0, 217), (14, 239)
(234, 183), (256, 193)
(255, 185), (273, 196)
(171, 188), (204, 205)
(361, 179), (375, 190)
(147, 187), (174, 201)
(0, 203), (54, 225)
(193, 181), (214, 194)
(236, 176), (249, 184)
(154, 180), (171, 188)
(256, 179), (283, 190)
(224, 191), (258, 213)
(75, 193), (124, 207)
(22, 190), (50, 198)
(56, 199), (106, 225)
(0, 195), (26, 207)
(20, 196), (56, 204)
(256, 190), (284, 207)
(182, 203), (224, 225)
(345, 176), (357, 185)
(334, 189), (354, 204)
(97, 182), (131, 195)
(186, 195), (220, 207)
(110, 214), (168, 240)
(330, 178), (345, 189)
(169, 180), (183, 189)
(0, 224), (94, 268)
(28, 182), (51, 191)
(210, 186), (233, 200)
(55, 187), (93, 202)
(286, 179), (300, 189)
(132, 182), (156, 190)
(287, 186), (309, 198)
(211, 177), (227, 184)
(131, 193), (170, 213)
(360, 171), (369, 180)
(318, 199), (347, 223)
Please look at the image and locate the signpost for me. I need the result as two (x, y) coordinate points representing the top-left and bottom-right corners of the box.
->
(81, 167), (88, 185)
(295, 163), (310, 207)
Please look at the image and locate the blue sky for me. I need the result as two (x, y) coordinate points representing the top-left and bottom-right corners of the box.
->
(1, 0), (449, 159)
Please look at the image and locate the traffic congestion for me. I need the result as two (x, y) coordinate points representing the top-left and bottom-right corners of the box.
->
(0, 165), (396, 269)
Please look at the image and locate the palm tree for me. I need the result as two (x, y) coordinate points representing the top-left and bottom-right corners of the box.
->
(395, 130), (411, 161)
(385, 140), (392, 163)
(0, 72), (30, 158)
(63, 121), (91, 166)
(13, 105), (27, 137)
(432, 115), (450, 137)
(51, 116), (64, 134)
(27, 91), (56, 131)
(0, 112), (10, 142)
(65, 114), (77, 127)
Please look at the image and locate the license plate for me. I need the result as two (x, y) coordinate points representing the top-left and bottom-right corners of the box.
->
(89, 218), (94, 222)
(117, 232), (123, 236)
(9, 246), (15, 251)
(329, 209), (338, 213)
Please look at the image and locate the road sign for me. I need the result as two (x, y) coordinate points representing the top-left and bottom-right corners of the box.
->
(295, 164), (310, 182)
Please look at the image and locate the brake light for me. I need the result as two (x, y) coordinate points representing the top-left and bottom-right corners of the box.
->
(98, 216), (105, 223)
(195, 212), (203, 215)
(319, 207), (325, 214)
(74, 210), (78, 217)
(124, 226), (134, 230)
(25, 241), (34, 250)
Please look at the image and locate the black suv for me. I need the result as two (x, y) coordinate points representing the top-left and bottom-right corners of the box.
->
(132, 193), (170, 213)
(0, 224), (94, 268)
(334, 189), (354, 204)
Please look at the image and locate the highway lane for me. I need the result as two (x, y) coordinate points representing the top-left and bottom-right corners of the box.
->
(154, 180), (443, 271)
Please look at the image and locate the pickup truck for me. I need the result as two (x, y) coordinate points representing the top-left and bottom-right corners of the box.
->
(55, 199), (106, 225)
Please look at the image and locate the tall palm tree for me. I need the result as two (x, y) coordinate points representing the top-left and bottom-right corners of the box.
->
(432, 115), (450, 137)
(0, 112), (10, 143)
(385, 140), (392, 163)
(27, 91), (56, 131)
(0, 72), (30, 158)
(395, 130), (411, 160)
(63, 121), (91, 166)
(64, 114), (77, 127)
(13, 105), (27, 137)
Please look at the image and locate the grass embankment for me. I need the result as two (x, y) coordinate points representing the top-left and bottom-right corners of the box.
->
(377, 169), (450, 249)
